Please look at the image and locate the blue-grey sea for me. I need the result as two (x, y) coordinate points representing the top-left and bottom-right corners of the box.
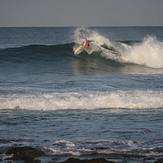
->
(0, 27), (163, 162)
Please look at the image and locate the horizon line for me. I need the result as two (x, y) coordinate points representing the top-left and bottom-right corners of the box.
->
(0, 25), (163, 28)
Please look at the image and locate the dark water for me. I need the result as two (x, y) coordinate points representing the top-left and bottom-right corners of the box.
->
(0, 27), (163, 162)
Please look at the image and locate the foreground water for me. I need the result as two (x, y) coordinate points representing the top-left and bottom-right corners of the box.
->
(0, 27), (163, 162)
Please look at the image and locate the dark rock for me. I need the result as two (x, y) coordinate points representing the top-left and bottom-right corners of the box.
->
(155, 159), (163, 163)
(24, 159), (41, 163)
(62, 158), (115, 163)
(6, 146), (44, 161)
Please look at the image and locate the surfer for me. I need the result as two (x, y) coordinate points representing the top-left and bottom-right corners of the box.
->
(74, 38), (92, 55)
(82, 38), (90, 49)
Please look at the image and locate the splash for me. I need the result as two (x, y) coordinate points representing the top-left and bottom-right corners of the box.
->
(122, 36), (163, 68)
(74, 27), (112, 46)
(73, 28), (163, 68)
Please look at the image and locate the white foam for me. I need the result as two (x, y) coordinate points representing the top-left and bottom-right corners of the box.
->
(54, 140), (75, 148)
(122, 36), (163, 68)
(44, 147), (81, 156)
(0, 90), (163, 111)
(73, 28), (163, 68)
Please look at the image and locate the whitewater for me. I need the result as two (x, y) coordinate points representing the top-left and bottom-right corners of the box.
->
(0, 90), (163, 111)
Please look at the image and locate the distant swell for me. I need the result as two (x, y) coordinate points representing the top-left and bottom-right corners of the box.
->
(0, 90), (163, 111)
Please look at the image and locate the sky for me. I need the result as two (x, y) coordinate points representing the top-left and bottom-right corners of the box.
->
(0, 0), (163, 27)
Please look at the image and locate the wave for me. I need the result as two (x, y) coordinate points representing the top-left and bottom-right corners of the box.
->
(45, 139), (163, 158)
(73, 28), (163, 68)
(0, 90), (163, 111)
(1, 28), (163, 69)
(0, 43), (74, 58)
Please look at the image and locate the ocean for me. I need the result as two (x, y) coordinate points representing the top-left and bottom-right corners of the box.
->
(0, 27), (163, 163)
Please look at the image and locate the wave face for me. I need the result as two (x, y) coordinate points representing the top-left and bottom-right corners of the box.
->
(0, 90), (163, 111)
(73, 28), (163, 68)
(0, 43), (74, 59)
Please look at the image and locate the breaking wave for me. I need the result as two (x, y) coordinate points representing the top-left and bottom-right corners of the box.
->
(74, 28), (163, 68)
(0, 28), (163, 69)
(0, 90), (163, 111)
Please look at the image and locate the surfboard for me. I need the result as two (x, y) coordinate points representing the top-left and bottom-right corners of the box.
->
(74, 45), (84, 55)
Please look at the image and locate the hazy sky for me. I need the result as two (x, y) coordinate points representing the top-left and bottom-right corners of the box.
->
(0, 0), (163, 27)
